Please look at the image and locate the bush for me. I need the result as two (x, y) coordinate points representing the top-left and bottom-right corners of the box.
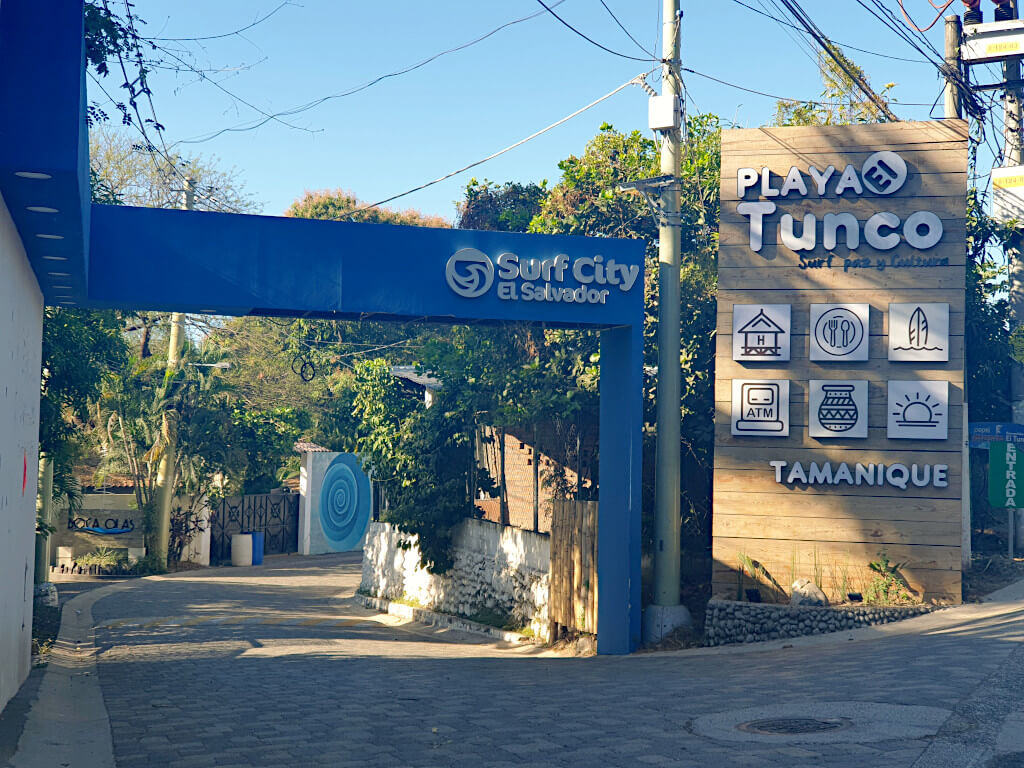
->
(75, 546), (128, 570)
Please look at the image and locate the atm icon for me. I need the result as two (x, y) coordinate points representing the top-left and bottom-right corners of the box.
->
(734, 381), (788, 434)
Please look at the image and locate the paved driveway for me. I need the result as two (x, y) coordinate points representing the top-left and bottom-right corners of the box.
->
(43, 554), (1024, 766)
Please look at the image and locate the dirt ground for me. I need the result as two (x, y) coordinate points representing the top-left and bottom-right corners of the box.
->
(962, 553), (1024, 602)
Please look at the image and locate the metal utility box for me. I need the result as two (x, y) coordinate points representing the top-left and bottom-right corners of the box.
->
(648, 95), (679, 132)
(962, 20), (1024, 63)
(992, 165), (1024, 224)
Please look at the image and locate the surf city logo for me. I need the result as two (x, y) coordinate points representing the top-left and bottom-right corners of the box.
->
(445, 247), (639, 305)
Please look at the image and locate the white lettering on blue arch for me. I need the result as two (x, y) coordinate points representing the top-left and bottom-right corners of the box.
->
(446, 248), (640, 305)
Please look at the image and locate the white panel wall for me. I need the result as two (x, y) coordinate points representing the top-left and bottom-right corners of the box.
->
(0, 191), (43, 713)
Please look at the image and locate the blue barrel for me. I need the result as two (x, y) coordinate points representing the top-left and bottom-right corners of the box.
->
(247, 531), (265, 565)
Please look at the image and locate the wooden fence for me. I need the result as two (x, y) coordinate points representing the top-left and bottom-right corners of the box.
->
(549, 499), (598, 638)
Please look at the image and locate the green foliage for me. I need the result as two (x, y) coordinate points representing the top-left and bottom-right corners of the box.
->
(965, 187), (1013, 421)
(90, 125), (260, 213)
(457, 179), (547, 232)
(343, 359), (474, 573)
(75, 546), (128, 570)
(35, 516), (57, 538)
(84, 2), (129, 78)
(774, 44), (894, 126)
(865, 551), (915, 605)
(40, 308), (128, 512)
(225, 407), (310, 494)
(287, 190), (451, 227)
(132, 553), (167, 576)
(528, 120), (721, 553)
(381, 390), (478, 573)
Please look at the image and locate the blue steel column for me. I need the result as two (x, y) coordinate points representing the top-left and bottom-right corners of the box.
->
(597, 323), (643, 654)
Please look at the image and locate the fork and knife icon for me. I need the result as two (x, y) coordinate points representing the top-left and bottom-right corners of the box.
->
(822, 317), (855, 349)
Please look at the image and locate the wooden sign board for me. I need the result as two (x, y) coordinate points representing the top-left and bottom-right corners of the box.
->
(714, 121), (968, 604)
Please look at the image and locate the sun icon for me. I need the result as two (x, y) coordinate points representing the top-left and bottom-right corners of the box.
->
(893, 391), (942, 428)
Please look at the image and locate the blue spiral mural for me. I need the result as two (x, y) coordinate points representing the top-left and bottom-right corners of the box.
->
(318, 454), (371, 551)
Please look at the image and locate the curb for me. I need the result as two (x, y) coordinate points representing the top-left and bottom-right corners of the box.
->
(8, 579), (138, 768)
(354, 593), (536, 645)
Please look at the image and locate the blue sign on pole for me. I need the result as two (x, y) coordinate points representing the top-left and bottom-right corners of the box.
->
(968, 422), (1024, 449)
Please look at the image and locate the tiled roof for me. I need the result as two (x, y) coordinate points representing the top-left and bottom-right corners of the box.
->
(294, 441), (330, 454)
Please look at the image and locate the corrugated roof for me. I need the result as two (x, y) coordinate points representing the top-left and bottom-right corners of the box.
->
(390, 365), (442, 390)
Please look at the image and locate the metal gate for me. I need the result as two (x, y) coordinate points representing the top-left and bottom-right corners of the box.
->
(209, 492), (299, 562)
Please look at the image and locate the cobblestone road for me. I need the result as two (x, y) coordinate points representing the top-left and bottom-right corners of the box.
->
(89, 553), (1024, 768)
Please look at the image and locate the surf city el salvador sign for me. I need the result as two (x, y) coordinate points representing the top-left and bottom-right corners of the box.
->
(734, 150), (949, 272)
(445, 247), (640, 306)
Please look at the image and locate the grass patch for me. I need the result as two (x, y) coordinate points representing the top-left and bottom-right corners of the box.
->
(466, 607), (526, 633)
(32, 604), (61, 660)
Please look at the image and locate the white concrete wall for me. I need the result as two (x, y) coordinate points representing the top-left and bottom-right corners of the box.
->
(361, 519), (551, 640)
(0, 191), (44, 712)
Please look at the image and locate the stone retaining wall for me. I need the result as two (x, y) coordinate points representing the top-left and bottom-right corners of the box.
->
(360, 519), (550, 640)
(704, 598), (939, 646)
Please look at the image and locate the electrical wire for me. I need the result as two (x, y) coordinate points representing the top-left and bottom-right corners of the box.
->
(88, 72), (244, 214)
(757, 0), (821, 69)
(897, 0), (956, 33)
(680, 66), (936, 106)
(729, 0), (929, 62)
(350, 71), (657, 216)
(599, 0), (657, 59)
(173, 0), (574, 146)
(144, 2), (293, 42)
(776, 0), (900, 120)
(533, 0), (657, 62)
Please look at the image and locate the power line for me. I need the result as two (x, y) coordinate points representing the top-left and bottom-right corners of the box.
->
(351, 71), (657, 216)
(88, 72), (244, 214)
(680, 66), (936, 107)
(533, 0), (657, 62)
(729, 0), (928, 63)
(599, 0), (657, 59)
(853, 0), (988, 120)
(776, 0), (900, 121)
(144, 1), (294, 42)
(173, 1), (574, 146)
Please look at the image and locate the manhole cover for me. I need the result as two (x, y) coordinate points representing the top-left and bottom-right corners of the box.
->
(737, 717), (852, 735)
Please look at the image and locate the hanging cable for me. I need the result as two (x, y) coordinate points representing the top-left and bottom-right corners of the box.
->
(729, 0), (929, 62)
(533, 0), (658, 62)
(775, 0), (900, 121)
(599, 0), (658, 59)
(172, 0), (574, 145)
(349, 70), (657, 216)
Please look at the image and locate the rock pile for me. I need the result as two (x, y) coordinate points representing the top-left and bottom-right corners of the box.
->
(704, 598), (938, 646)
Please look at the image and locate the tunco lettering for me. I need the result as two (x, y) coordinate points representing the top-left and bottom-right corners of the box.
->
(735, 150), (945, 256)
(770, 460), (949, 490)
(445, 248), (639, 305)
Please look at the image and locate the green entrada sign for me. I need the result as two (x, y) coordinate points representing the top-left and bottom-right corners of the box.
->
(989, 440), (1019, 508)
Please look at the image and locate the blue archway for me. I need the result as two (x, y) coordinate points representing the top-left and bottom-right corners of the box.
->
(0, 0), (646, 653)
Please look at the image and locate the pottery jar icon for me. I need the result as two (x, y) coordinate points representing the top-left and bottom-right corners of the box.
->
(817, 385), (858, 432)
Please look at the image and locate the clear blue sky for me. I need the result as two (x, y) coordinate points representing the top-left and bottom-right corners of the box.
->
(89, 1), (982, 220)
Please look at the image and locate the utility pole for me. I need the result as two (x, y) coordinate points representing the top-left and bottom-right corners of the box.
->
(33, 455), (53, 584)
(1004, 2), (1024, 553)
(945, 14), (973, 571)
(647, 0), (690, 641)
(945, 15), (963, 121)
(153, 177), (193, 566)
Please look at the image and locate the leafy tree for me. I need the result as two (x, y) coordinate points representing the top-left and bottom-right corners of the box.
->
(287, 190), (450, 227)
(774, 44), (895, 126)
(457, 179), (547, 232)
(529, 121), (721, 552)
(39, 309), (128, 513)
(382, 389), (479, 572)
(90, 125), (260, 213)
